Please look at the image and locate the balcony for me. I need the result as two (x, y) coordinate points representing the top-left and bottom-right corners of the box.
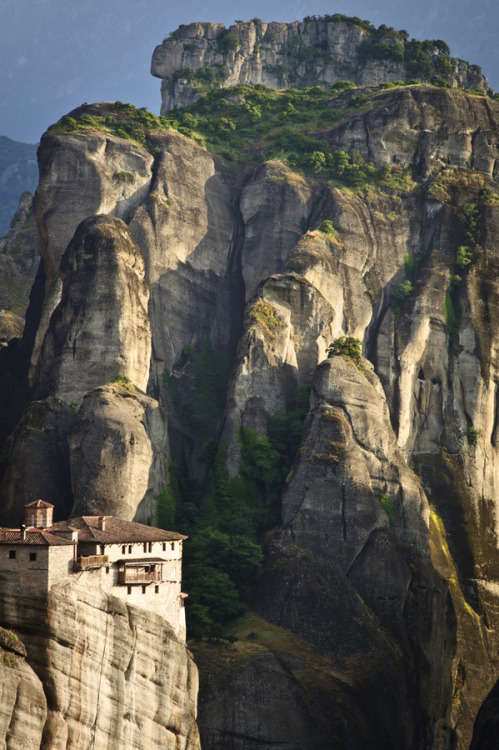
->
(74, 555), (109, 570)
(117, 558), (164, 585)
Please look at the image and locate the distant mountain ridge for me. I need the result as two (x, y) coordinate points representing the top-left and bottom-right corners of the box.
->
(0, 136), (38, 237)
(152, 15), (490, 111)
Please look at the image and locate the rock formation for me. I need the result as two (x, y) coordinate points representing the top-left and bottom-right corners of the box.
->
(1, 214), (165, 528)
(2, 14), (499, 750)
(0, 574), (199, 750)
(151, 18), (489, 112)
(0, 192), (39, 321)
(69, 383), (168, 523)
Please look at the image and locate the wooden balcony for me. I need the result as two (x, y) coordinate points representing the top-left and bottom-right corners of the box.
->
(117, 559), (163, 585)
(74, 555), (108, 570)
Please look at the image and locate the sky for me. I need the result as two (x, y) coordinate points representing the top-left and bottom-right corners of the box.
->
(1, 0), (499, 144)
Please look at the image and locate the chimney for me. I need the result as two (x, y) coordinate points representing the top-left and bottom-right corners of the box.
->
(99, 517), (106, 531)
(21, 525), (26, 541)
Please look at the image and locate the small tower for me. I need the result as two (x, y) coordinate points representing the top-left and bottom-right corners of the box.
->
(24, 500), (54, 529)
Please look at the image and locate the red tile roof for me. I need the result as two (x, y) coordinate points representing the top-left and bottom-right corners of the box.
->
(0, 528), (73, 546)
(24, 500), (54, 509)
(50, 516), (187, 544)
(117, 558), (167, 566)
(0, 516), (186, 547)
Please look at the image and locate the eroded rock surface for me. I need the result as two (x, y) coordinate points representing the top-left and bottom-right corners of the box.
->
(2, 64), (499, 750)
(152, 19), (488, 112)
(0, 575), (199, 750)
(0, 192), (39, 318)
(34, 214), (151, 404)
(69, 383), (168, 522)
(0, 625), (46, 750)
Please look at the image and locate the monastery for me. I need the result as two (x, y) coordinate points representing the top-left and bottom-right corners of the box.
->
(0, 500), (188, 637)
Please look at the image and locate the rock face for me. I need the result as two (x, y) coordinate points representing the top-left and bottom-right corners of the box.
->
(196, 650), (332, 750)
(151, 19), (489, 112)
(34, 214), (151, 404)
(69, 384), (168, 523)
(0, 191), (39, 320)
(255, 357), (454, 748)
(3, 46), (499, 750)
(0, 574), (200, 750)
(1, 214), (164, 527)
(0, 625), (47, 749)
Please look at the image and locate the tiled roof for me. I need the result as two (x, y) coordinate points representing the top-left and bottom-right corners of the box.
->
(0, 529), (73, 546)
(24, 499), (54, 509)
(49, 516), (187, 544)
(117, 558), (167, 566)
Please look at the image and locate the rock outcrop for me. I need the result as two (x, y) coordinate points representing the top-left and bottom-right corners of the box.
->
(0, 625), (47, 750)
(1, 214), (165, 527)
(152, 18), (489, 112)
(34, 214), (151, 404)
(255, 356), (455, 748)
(2, 34), (499, 750)
(0, 575), (199, 750)
(69, 383), (168, 523)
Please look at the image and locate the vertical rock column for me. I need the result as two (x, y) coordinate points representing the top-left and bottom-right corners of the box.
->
(1, 215), (167, 524)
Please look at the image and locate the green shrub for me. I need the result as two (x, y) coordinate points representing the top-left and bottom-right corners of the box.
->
(59, 115), (78, 131)
(331, 80), (356, 91)
(327, 336), (364, 372)
(391, 280), (414, 313)
(466, 426), (482, 446)
(444, 295), (463, 340)
(218, 29), (238, 54)
(456, 245), (473, 270)
(250, 301), (283, 335)
(172, 385), (310, 638)
(403, 252), (415, 282)
(112, 374), (135, 391)
(318, 219), (335, 235)
(376, 493), (394, 525)
(114, 171), (135, 183)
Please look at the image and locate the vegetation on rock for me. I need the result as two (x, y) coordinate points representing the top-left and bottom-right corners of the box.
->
(327, 336), (367, 375)
(249, 301), (284, 335)
(157, 371), (310, 638)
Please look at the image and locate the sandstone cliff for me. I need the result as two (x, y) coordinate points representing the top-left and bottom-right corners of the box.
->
(1, 214), (166, 527)
(1, 30), (499, 750)
(152, 17), (489, 112)
(0, 574), (199, 750)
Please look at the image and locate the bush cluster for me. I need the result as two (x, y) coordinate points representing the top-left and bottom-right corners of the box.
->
(327, 336), (363, 367)
(390, 253), (419, 314)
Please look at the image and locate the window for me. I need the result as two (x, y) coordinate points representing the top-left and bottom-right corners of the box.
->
(122, 545), (126, 554)
(171, 542), (175, 551)
(127, 586), (131, 595)
(105, 567), (109, 574)
(128, 545), (132, 554)
(155, 585), (159, 594)
(143, 542), (147, 553)
(148, 542), (152, 553)
(142, 585), (146, 594)
(162, 543), (166, 551)
(100, 545), (105, 555)
(29, 552), (37, 562)
(9, 550), (15, 559)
